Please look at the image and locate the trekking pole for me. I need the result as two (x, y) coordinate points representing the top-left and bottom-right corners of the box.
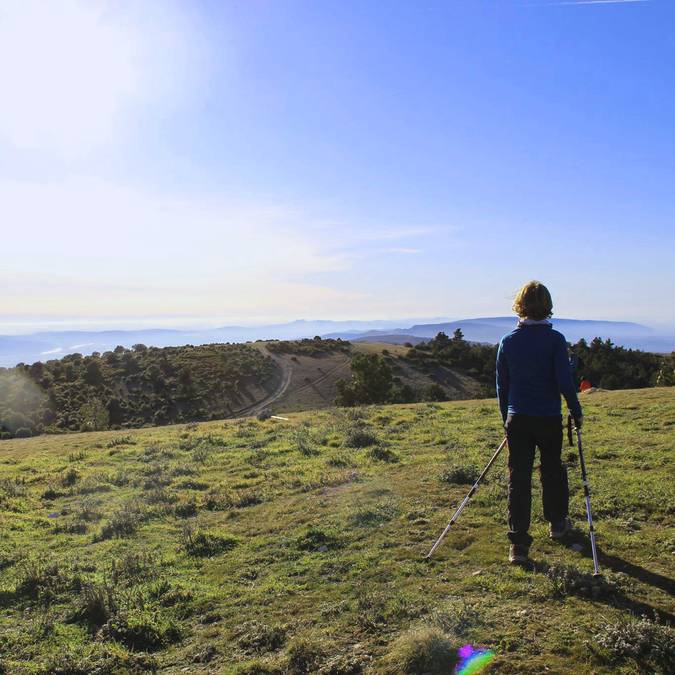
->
(568, 415), (601, 576)
(425, 437), (507, 559)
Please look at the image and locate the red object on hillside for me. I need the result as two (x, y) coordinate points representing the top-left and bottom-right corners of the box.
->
(580, 379), (592, 393)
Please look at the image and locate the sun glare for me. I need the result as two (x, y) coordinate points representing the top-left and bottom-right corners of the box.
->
(0, 0), (140, 155)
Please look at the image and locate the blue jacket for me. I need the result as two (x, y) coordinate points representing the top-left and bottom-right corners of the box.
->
(496, 323), (582, 422)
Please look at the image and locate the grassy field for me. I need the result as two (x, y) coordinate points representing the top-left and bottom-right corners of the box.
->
(0, 388), (673, 673)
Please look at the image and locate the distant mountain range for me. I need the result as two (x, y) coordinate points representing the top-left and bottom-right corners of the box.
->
(323, 317), (675, 353)
(0, 317), (672, 368)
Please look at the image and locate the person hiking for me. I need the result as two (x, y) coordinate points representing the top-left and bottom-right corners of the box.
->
(496, 281), (583, 564)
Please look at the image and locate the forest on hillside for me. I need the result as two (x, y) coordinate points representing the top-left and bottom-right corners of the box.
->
(0, 343), (278, 439)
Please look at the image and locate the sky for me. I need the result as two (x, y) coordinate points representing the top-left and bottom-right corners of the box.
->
(1, 0), (674, 334)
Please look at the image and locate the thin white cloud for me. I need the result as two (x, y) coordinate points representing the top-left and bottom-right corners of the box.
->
(380, 247), (422, 255)
(357, 227), (437, 242)
(0, 178), (363, 319)
(40, 347), (63, 355)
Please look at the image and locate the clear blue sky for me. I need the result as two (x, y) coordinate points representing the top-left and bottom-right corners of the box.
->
(1, 0), (673, 332)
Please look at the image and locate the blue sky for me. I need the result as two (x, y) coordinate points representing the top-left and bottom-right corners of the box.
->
(1, 0), (673, 333)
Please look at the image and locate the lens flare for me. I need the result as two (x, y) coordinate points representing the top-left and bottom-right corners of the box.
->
(456, 644), (495, 674)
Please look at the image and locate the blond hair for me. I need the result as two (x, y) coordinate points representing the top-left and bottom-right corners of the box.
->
(512, 281), (553, 320)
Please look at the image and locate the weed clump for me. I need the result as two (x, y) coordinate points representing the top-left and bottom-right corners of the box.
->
(594, 614), (674, 671)
(174, 497), (199, 518)
(235, 620), (286, 654)
(76, 582), (118, 629)
(97, 502), (146, 540)
(292, 425), (318, 456)
(344, 425), (378, 448)
(368, 445), (399, 463)
(286, 636), (327, 674)
(439, 465), (479, 485)
(380, 627), (458, 674)
(181, 523), (238, 557)
(295, 526), (341, 552)
(15, 559), (81, 604)
(546, 564), (618, 599)
(106, 435), (136, 448)
(98, 608), (181, 651)
(62, 467), (80, 487)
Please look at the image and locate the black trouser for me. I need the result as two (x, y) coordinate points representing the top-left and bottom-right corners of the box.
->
(505, 413), (568, 547)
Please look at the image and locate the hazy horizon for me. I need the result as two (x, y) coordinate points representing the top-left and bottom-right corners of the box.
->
(2, 313), (674, 338)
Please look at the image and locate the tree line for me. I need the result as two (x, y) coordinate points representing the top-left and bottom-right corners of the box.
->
(335, 330), (674, 406)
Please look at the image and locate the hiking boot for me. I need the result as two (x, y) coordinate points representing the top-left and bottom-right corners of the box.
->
(508, 544), (530, 564)
(549, 517), (572, 540)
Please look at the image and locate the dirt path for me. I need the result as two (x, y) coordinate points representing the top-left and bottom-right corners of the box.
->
(226, 354), (293, 418)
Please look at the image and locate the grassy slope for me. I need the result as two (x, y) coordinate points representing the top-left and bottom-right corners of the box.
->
(0, 388), (673, 673)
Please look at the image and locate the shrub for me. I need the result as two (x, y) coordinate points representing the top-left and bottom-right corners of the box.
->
(380, 627), (458, 674)
(14, 427), (32, 438)
(594, 614), (674, 670)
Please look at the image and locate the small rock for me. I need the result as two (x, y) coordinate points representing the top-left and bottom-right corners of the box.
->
(318, 545), (328, 552)
(571, 543), (584, 552)
(472, 570), (482, 576)
(517, 609), (528, 616)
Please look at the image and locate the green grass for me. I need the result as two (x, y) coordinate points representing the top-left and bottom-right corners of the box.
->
(0, 388), (673, 673)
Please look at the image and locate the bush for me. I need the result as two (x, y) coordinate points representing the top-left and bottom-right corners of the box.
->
(594, 614), (674, 670)
(14, 427), (32, 438)
(381, 627), (458, 674)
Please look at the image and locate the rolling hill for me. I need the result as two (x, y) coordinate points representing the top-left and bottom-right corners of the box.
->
(0, 388), (672, 673)
(0, 340), (487, 439)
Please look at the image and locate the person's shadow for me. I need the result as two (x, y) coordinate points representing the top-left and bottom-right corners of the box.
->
(530, 528), (675, 624)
